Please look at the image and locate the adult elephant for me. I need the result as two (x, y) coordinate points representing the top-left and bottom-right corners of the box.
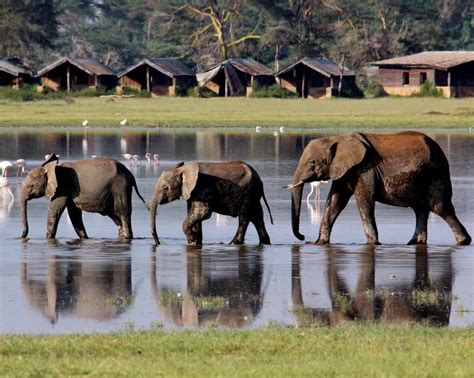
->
(21, 154), (149, 240)
(150, 161), (273, 245)
(288, 131), (471, 245)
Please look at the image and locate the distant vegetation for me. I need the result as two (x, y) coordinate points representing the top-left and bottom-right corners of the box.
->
(0, 0), (471, 90)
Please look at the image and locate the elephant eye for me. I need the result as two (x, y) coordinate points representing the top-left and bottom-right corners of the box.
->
(309, 159), (316, 167)
(163, 185), (169, 191)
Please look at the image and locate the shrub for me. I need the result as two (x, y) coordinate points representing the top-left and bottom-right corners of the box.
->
(120, 86), (150, 98)
(362, 79), (386, 98)
(339, 84), (364, 99)
(251, 82), (297, 98)
(188, 86), (217, 98)
(413, 81), (444, 98)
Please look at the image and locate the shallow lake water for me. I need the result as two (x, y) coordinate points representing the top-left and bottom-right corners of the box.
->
(0, 128), (473, 334)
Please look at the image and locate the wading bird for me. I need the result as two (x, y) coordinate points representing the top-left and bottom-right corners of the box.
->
(0, 161), (12, 177)
(15, 159), (26, 176)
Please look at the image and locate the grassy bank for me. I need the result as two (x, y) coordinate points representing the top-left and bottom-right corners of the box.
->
(0, 97), (473, 129)
(1, 325), (473, 376)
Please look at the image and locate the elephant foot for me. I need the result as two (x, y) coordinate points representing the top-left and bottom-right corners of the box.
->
(407, 237), (427, 245)
(314, 238), (330, 245)
(230, 239), (245, 245)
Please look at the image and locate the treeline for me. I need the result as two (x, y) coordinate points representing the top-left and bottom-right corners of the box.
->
(1, 0), (472, 79)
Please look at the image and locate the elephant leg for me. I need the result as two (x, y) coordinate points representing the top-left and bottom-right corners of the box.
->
(67, 201), (88, 239)
(108, 214), (124, 238)
(114, 191), (133, 240)
(431, 201), (471, 245)
(183, 201), (211, 245)
(231, 214), (250, 245)
(46, 196), (68, 239)
(316, 186), (353, 244)
(407, 207), (429, 245)
(250, 202), (271, 245)
(354, 193), (379, 245)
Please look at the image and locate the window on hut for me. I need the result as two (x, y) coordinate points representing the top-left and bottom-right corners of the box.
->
(403, 72), (409, 85)
(420, 72), (427, 84)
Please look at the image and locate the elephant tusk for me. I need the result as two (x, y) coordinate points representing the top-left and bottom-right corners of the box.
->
(284, 180), (304, 189)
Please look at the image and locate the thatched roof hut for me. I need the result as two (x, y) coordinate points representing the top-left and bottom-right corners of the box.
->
(275, 57), (355, 98)
(197, 59), (274, 97)
(36, 57), (117, 92)
(118, 58), (196, 96)
(372, 51), (474, 97)
(0, 58), (32, 88)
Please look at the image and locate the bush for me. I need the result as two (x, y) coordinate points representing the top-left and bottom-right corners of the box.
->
(72, 86), (113, 97)
(413, 81), (444, 98)
(250, 83), (297, 98)
(188, 86), (217, 98)
(121, 86), (151, 98)
(339, 85), (364, 99)
(362, 79), (386, 98)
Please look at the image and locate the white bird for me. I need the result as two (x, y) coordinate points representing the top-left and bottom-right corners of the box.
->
(91, 155), (97, 159)
(123, 153), (132, 161)
(120, 119), (129, 126)
(44, 154), (59, 161)
(153, 154), (160, 162)
(145, 153), (151, 164)
(0, 161), (12, 177)
(255, 126), (262, 133)
(273, 131), (279, 137)
(0, 176), (14, 203)
(306, 181), (328, 205)
(15, 159), (26, 176)
(132, 154), (140, 165)
(279, 126), (285, 133)
(82, 120), (89, 127)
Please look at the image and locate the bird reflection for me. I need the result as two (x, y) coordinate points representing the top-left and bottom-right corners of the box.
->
(291, 245), (453, 327)
(20, 247), (133, 323)
(0, 176), (14, 220)
(151, 247), (263, 327)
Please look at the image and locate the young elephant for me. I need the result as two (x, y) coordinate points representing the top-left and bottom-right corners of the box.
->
(288, 131), (471, 245)
(21, 154), (149, 240)
(150, 161), (273, 245)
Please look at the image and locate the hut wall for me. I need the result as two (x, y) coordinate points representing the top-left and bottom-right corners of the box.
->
(205, 80), (221, 95)
(378, 67), (436, 86)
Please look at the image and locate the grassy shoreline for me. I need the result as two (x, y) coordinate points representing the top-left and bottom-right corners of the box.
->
(1, 325), (473, 376)
(0, 97), (473, 129)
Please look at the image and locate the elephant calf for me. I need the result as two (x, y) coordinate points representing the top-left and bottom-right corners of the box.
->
(150, 161), (273, 245)
(21, 154), (149, 240)
(288, 131), (471, 245)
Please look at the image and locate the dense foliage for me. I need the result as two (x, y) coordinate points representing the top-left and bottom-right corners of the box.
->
(0, 0), (472, 76)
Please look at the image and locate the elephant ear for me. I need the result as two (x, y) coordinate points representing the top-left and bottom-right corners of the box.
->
(43, 160), (58, 200)
(181, 162), (199, 200)
(329, 135), (367, 181)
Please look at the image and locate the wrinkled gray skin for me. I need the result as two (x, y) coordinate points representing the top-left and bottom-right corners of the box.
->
(150, 161), (273, 245)
(21, 154), (149, 240)
(290, 131), (471, 245)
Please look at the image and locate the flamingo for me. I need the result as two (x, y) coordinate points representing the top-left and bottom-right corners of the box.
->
(15, 159), (26, 176)
(44, 154), (60, 161)
(255, 126), (262, 133)
(132, 155), (140, 165)
(120, 119), (129, 126)
(273, 131), (279, 137)
(279, 126), (285, 133)
(123, 153), (132, 162)
(82, 120), (89, 127)
(306, 181), (328, 205)
(153, 154), (160, 163)
(0, 161), (12, 177)
(145, 153), (151, 164)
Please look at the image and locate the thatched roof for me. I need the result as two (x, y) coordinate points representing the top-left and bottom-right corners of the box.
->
(276, 57), (354, 78)
(372, 51), (474, 70)
(118, 58), (195, 78)
(37, 57), (115, 77)
(0, 58), (31, 76)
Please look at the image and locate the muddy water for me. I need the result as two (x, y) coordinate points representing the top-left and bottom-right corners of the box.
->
(0, 129), (472, 334)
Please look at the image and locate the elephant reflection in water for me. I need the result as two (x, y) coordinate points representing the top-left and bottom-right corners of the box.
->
(291, 245), (453, 327)
(21, 248), (132, 323)
(152, 247), (263, 327)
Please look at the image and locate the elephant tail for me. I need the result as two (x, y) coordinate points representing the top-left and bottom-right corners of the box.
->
(134, 183), (150, 211)
(262, 193), (274, 225)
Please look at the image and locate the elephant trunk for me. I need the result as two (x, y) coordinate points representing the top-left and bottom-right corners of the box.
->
(20, 191), (29, 238)
(291, 184), (305, 241)
(150, 190), (163, 245)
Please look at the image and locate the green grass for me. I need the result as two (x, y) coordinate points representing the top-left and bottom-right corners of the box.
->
(0, 97), (473, 129)
(1, 324), (473, 376)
